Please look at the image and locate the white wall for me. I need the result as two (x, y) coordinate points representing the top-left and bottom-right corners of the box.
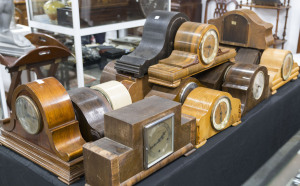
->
(202, 0), (300, 53)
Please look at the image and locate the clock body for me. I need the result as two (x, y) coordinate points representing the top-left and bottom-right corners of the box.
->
(148, 21), (237, 88)
(235, 48), (261, 65)
(222, 63), (270, 116)
(145, 77), (202, 104)
(83, 96), (196, 185)
(91, 80), (132, 110)
(260, 48), (299, 94)
(0, 77), (85, 184)
(115, 10), (189, 77)
(194, 62), (233, 90)
(182, 87), (241, 148)
(208, 9), (274, 50)
(68, 87), (112, 142)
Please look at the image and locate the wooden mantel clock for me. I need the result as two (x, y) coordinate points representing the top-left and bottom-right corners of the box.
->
(182, 87), (241, 148)
(68, 81), (132, 142)
(148, 21), (237, 88)
(222, 63), (270, 116)
(83, 96), (196, 185)
(0, 77), (85, 184)
(208, 9), (274, 50)
(260, 48), (299, 94)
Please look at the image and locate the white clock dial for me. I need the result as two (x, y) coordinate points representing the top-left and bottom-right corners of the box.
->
(211, 96), (231, 131)
(16, 95), (42, 135)
(282, 53), (293, 81)
(200, 29), (219, 65)
(252, 71), (265, 100)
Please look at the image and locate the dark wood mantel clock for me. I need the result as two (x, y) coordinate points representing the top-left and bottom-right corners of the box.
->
(83, 96), (196, 185)
(0, 77), (85, 184)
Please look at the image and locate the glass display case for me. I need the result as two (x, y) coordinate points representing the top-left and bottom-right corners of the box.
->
(25, 0), (170, 87)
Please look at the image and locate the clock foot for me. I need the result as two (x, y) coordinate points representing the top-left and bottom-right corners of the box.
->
(184, 148), (196, 156)
(232, 121), (241, 127)
(195, 139), (207, 149)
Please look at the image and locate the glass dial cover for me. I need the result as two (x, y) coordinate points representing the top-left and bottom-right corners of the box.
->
(144, 113), (174, 169)
(252, 71), (265, 100)
(211, 96), (231, 131)
(282, 53), (293, 81)
(16, 95), (42, 135)
(200, 29), (219, 65)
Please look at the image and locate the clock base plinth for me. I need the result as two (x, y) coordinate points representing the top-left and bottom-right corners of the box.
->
(0, 129), (84, 185)
(232, 121), (242, 127)
(195, 140), (207, 149)
(271, 65), (299, 95)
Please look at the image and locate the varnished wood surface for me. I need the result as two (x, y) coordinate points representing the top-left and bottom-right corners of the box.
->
(148, 47), (236, 87)
(194, 62), (233, 90)
(84, 96), (196, 185)
(68, 87), (112, 142)
(2, 77), (85, 162)
(100, 60), (117, 83)
(222, 63), (270, 115)
(182, 87), (241, 148)
(260, 48), (299, 94)
(146, 77), (202, 104)
(25, 33), (69, 51)
(235, 48), (261, 64)
(209, 9), (274, 49)
(115, 11), (189, 77)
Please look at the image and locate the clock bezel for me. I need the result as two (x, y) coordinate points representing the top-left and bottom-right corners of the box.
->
(211, 96), (231, 131)
(199, 29), (219, 65)
(15, 95), (42, 135)
(281, 53), (293, 81)
(143, 113), (174, 169)
(252, 71), (265, 100)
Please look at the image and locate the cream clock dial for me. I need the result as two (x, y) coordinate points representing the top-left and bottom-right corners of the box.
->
(144, 113), (174, 169)
(282, 53), (293, 81)
(200, 29), (219, 65)
(252, 71), (265, 100)
(211, 96), (231, 131)
(16, 95), (42, 135)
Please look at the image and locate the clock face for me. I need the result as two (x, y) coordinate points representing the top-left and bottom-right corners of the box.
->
(139, 0), (169, 17)
(252, 71), (265, 100)
(16, 95), (42, 135)
(144, 113), (174, 169)
(282, 53), (293, 81)
(211, 96), (231, 131)
(200, 29), (219, 65)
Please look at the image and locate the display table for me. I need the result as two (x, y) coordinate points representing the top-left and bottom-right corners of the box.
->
(1, 78), (300, 186)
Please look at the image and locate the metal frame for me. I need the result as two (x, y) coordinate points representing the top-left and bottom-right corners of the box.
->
(25, 0), (171, 87)
(143, 113), (174, 169)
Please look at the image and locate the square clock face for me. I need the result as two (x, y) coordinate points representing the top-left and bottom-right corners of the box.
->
(143, 113), (174, 169)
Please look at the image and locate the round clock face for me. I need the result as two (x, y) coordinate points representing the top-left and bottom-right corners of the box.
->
(16, 95), (42, 135)
(200, 29), (219, 65)
(252, 71), (265, 100)
(282, 53), (293, 81)
(139, 0), (169, 17)
(179, 82), (199, 104)
(211, 96), (231, 131)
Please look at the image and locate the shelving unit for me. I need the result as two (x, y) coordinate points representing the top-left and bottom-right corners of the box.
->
(240, 0), (291, 49)
(25, 0), (171, 87)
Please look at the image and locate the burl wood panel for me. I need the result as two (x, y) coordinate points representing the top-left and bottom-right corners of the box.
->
(0, 77), (85, 184)
(235, 48), (261, 65)
(194, 62), (233, 90)
(222, 63), (270, 116)
(115, 10), (189, 77)
(84, 96), (196, 185)
(260, 48), (299, 94)
(209, 9), (274, 49)
(68, 87), (112, 142)
(148, 47), (236, 87)
(145, 77), (202, 104)
(182, 87), (241, 148)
